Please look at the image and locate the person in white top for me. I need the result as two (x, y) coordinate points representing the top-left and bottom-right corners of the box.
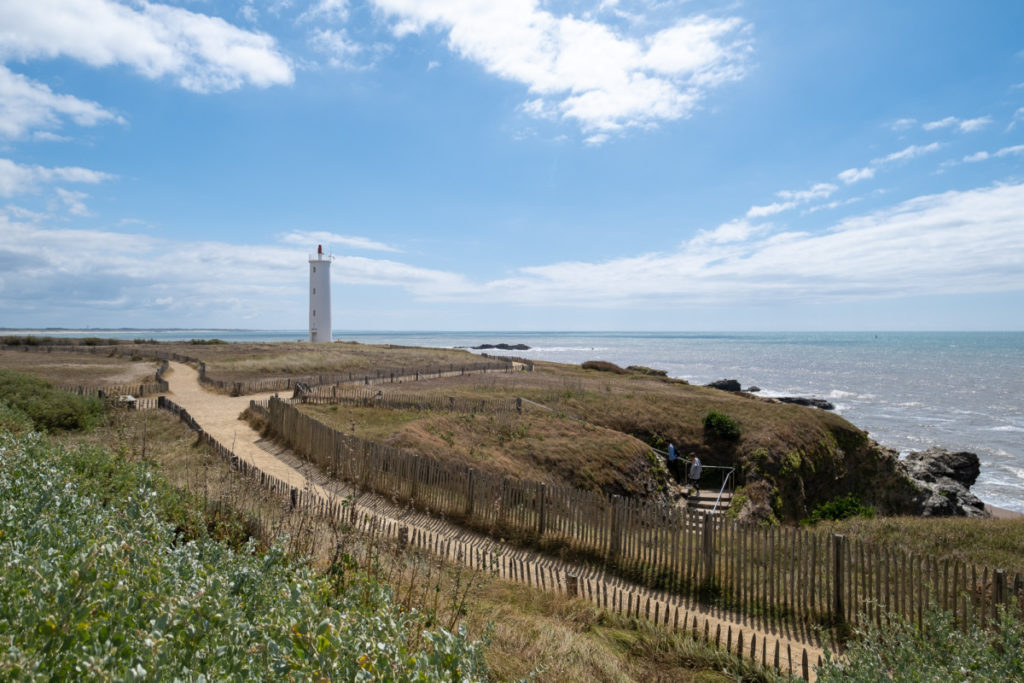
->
(688, 455), (702, 493)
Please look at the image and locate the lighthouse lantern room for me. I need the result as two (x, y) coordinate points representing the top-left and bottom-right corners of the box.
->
(309, 244), (333, 343)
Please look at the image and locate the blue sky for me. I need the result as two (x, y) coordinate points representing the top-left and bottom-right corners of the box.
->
(1, 0), (1023, 331)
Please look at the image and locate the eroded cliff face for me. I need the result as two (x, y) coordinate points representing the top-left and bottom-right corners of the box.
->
(731, 422), (989, 522)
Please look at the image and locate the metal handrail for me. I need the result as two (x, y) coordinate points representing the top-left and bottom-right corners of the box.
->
(711, 468), (734, 514)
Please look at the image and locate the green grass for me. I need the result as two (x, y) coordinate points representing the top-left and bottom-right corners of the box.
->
(0, 368), (103, 432)
(816, 604), (1024, 682)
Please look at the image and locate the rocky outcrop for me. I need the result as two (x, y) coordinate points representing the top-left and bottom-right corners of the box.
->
(706, 378), (742, 392)
(776, 396), (835, 410)
(745, 385), (761, 393)
(902, 448), (987, 517)
(471, 343), (531, 350)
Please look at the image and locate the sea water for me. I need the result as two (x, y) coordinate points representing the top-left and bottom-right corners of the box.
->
(10, 329), (1022, 512)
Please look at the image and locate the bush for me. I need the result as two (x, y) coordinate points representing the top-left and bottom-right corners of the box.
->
(0, 432), (489, 680)
(581, 360), (627, 374)
(626, 365), (668, 377)
(0, 401), (34, 436)
(703, 410), (741, 441)
(817, 603), (1024, 682)
(805, 494), (875, 524)
(0, 369), (103, 432)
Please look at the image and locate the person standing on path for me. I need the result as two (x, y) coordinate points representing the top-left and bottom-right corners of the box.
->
(688, 455), (702, 493)
(667, 443), (677, 477)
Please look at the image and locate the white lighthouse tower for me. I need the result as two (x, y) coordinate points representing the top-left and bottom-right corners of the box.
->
(309, 244), (333, 343)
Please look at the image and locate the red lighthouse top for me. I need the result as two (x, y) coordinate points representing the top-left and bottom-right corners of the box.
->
(318, 244), (323, 255)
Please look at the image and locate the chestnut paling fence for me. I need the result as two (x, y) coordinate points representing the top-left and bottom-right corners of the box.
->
(296, 385), (526, 415)
(257, 396), (1024, 634)
(6, 342), (528, 396)
(218, 359), (526, 396)
(157, 395), (826, 680)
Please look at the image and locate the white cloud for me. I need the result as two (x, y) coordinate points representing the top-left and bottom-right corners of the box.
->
(435, 181), (1024, 306)
(837, 167), (875, 184)
(746, 182), (836, 218)
(298, 0), (349, 23)
(691, 219), (768, 245)
(874, 142), (941, 165)
(0, 218), (466, 325)
(369, 2), (750, 136)
(922, 116), (957, 131)
(0, 65), (124, 138)
(0, 0), (293, 93)
(958, 116), (991, 132)
(0, 158), (114, 197)
(427, 60), (440, 71)
(281, 230), (400, 252)
(890, 118), (916, 131)
(922, 115), (991, 133)
(55, 188), (91, 216)
(308, 28), (363, 69)
(1008, 107), (1024, 131)
(964, 145), (1024, 163)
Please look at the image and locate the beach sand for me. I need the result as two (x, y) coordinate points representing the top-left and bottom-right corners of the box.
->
(985, 503), (1024, 519)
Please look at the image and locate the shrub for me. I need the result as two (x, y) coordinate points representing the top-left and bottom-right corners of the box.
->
(816, 603), (1024, 682)
(0, 401), (34, 436)
(581, 360), (627, 374)
(626, 365), (668, 377)
(0, 369), (103, 432)
(0, 432), (489, 680)
(703, 410), (741, 441)
(806, 494), (875, 523)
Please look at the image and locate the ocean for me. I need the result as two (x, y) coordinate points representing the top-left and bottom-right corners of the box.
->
(11, 329), (1023, 512)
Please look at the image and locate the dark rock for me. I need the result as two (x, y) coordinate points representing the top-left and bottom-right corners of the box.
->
(904, 447), (981, 488)
(471, 343), (531, 350)
(902, 448), (987, 517)
(706, 379), (742, 392)
(746, 385), (761, 393)
(777, 396), (835, 410)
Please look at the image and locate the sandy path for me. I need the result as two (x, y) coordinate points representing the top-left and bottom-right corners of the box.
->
(163, 361), (828, 680)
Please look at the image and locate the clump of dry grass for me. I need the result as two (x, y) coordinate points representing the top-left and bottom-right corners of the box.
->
(0, 349), (160, 386)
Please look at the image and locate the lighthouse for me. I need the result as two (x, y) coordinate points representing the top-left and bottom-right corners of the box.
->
(309, 244), (333, 343)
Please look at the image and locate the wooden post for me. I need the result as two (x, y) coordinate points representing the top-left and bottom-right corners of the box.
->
(995, 569), (1007, 610)
(537, 482), (547, 538)
(609, 495), (622, 562)
(833, 533), (845, 625)
(290, 487), (298, 509)
(702, 513), (714, 585)
(466, 468), (475, 516)
(398, 525), (409, 549)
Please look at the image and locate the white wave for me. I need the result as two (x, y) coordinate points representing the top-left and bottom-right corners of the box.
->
(529, 346), (611, 352)
(897, 401), (923, 408)
(828, 389), (857, 399)
(990, 425), (1024, 433)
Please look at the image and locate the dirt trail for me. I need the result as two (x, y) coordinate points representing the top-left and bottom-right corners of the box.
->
(163, 361), (829, 680)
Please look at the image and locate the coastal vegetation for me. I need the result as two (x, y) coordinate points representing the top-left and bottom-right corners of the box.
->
(0, 370), (790, 681)
(2, 341), (1023, 679)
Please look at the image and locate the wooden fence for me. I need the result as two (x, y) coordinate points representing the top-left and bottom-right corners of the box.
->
(160, 395), (822, 680)
(263, 397), (1024, 634)
(297, 385), (524, 414)
(202, 359), (528, 396)
(7, 342), (529, 397)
